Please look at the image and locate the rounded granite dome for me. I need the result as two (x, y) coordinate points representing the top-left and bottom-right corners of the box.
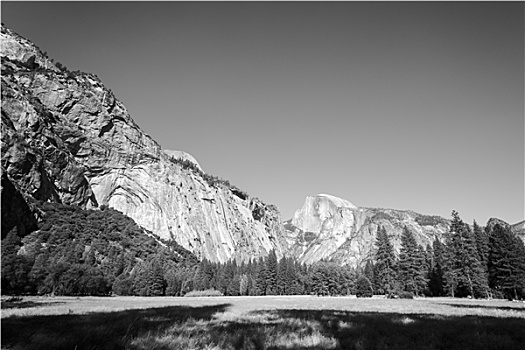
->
(316, 194), (357, 209)
(163, 149), (203, 172)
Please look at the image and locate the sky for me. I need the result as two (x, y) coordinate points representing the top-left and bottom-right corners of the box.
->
(2, 1), (524, 224)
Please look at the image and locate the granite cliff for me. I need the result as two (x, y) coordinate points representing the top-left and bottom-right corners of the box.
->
(1, 26), (283, 262)
(283, 194), (450, 267)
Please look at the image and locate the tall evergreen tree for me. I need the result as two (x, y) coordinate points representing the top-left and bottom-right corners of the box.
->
(398, 227), (427, 296)
(443, 211), (489, 298)
(488, 223), (525, 300)
(374, 226), (397, 295)
(428, 237), (445, 296)
(255, 257), (268, 295)
(265, 249), (278, 295)
(473, 220), (489, 268)
(363, 260), (375, 292)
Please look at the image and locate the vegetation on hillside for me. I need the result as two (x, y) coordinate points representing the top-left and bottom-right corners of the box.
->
(1, 202), (197, 296)
(168, 156), (279, 218)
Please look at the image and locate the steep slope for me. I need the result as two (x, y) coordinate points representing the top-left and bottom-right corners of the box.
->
(1, 26), (283, 262)
(283, 194), (449, 267)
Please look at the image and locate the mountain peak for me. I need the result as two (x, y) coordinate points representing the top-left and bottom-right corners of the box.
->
(316, 194), (357, 209)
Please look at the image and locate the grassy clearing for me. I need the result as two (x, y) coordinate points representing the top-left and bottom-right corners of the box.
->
(2, 296), (524, 350)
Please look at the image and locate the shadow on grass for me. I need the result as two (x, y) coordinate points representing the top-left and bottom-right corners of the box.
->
(3, 304), (525, 350)
(1, 303), (230, 350)
(1, 300), (65, 310)
(441, 303), (525, 312)
(268, 309), (525, 350)
(210, 309), (525, 350)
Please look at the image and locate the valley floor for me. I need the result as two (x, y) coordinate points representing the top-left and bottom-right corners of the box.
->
(2, 296), (525, 349)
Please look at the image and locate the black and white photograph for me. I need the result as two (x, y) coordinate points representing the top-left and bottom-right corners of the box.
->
(1, 1), (524, 349)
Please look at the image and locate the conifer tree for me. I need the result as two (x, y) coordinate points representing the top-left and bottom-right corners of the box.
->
(363, 260), (375, 292)
(256, 257), (268, 295)
(428, 237), (445, 296)
(398, 227), (427, 296)
(265, 249), (278, 295)
(488, 223), (525, 300)
(355, 275), (373, 297)
(374, 226), (397, 295)
(277, 256), (288, 295)
(473, 220), (489, 268)
(443, 211), (489, 298)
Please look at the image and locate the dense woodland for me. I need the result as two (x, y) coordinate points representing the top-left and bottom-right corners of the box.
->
(2, 204), (525, 300)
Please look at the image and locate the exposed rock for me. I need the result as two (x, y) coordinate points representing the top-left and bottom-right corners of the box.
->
(1, 25), (282, 263)
(511, 220), (525, 240)
(283, 194), (450, 268)
(487, 218), (525, 244)
(163, 149), (203, 172)
(1, 169), (39, 238)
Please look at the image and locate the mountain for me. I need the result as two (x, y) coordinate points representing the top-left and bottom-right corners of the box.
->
(1, 26), (283, 263)
(283, 194), (450, 267)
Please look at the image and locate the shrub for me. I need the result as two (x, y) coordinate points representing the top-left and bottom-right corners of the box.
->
(398, 291), (414, 299)
(184, 289), (224, 297)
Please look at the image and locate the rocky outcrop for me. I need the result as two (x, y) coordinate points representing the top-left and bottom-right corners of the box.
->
(283, 194), (450, 268)
(487, 218), (525, 244)
(1, 26), (282, 262)
(511, 220), (525, 241)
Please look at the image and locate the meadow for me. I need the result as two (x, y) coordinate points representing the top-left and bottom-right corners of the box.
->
(2, 295), (524, 350)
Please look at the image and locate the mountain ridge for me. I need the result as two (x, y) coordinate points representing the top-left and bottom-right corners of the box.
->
(1, 25), (283, 263)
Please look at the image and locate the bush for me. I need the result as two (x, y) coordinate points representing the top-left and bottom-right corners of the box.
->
(398, 291), (414, 299)
(184, 289), (224, 297)
(355, 276), (373, 298)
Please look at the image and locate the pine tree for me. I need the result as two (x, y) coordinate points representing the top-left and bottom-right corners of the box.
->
(285, 258), (299, 295)
(444, 211), (489, 298)
(147, 259), (166, 296)
(428, 237), (445, 296)
(374, 226), (397, 295)
(473, 221), (489, 268)
(355, 275), (373, 298)
(255, 257), (268, 295)
(398, 227), (427, 296)
(488, 223), (525, 300)
(265, 250), (278, 295)
(277, 256), (288, 295)
(363, 260), (375, 292)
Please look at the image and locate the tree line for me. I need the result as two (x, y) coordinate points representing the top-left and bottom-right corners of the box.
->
(366, 211), (525, 300)
(2, 205), (524, 300)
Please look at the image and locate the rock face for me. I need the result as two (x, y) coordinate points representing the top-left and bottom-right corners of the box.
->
(1, 26), (283, 262)
(283, 194), (450, 268)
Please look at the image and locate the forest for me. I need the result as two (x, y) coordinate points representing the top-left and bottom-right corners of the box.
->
(2, 203), (525, 301)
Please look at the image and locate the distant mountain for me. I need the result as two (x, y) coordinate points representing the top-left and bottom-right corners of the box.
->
(283, 194), (450, 267)
(1, 25), (283, 263)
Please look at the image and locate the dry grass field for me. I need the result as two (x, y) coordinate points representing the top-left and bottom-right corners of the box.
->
(2, 295), (524, 350)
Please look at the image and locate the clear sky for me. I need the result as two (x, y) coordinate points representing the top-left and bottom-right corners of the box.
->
(2, 1), (524, 225)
